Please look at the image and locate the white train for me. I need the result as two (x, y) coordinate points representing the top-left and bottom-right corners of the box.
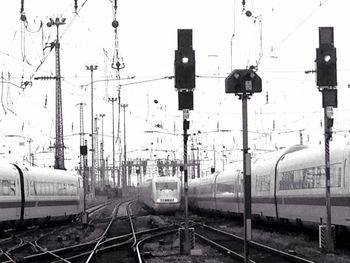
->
(188, 143), (350, 230)
(138, 176), (181, 214)
(0, 162), (83, 229)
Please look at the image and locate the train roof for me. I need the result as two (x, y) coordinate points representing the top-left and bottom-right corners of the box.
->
(20, 165), (79, 183)
(216, 168), (241, 182)
(0, 162), (21, 179)
(278, 143), (347, 170)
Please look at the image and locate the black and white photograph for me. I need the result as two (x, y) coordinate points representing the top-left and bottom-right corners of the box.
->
(0, 0), (349, 262)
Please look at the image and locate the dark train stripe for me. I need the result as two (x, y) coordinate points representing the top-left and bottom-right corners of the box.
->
(1, 200), (79, 208)
(0, 202), (22, 208)
(12, 163), (25, 221)
(37, 200), (79, 207)
(194, 196), (350, 207)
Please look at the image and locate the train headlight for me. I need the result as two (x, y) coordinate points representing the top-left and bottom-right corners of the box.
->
(156, 198), (161, 203)
(173, 198), (178, 202)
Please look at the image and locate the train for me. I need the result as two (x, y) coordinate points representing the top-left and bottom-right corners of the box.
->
(188, 143), (350, 231)
(138, 176), (181, 214)
(0, 162), (83, 229)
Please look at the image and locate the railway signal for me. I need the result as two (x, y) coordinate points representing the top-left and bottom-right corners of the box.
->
(225, 68), (262, 263)
(315, 27), (337, 253)
(316, 27), (337, 87)
(174, 29), (196, 255)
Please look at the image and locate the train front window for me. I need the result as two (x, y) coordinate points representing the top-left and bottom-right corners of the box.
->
(156, 182), (177, 191)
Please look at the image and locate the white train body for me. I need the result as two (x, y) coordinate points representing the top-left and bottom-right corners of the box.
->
(189, 143), (350, 228)
(0, 162), (83, 228)
(139, 176), (181, 214)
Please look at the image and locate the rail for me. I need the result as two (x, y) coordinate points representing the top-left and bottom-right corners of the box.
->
(195, 223), (315, 263)
(85, 199), (134, 263)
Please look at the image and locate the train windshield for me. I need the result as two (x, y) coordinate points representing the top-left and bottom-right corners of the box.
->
(156, 182), (177, 191)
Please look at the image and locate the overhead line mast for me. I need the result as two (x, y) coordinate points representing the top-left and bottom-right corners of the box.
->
(47, 17), (66, 170)
(111, 0), (125, 189)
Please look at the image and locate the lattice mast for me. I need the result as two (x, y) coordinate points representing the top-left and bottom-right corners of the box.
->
(48, 17), (66, 170)
(111, 0), (125, 188)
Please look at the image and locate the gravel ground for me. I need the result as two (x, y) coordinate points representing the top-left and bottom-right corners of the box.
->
(204, 216), (350, 263)
(142, 232), (236, 263)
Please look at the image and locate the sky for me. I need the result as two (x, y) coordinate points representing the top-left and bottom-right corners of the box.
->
(1, 0), (350, 174)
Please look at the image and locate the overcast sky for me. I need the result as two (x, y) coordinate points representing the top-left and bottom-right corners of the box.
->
(0, 0), (350, 170)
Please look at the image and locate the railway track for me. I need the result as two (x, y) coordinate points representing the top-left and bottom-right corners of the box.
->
(1, 200), (181, 263)
(85, 200), (138, 262)
(194, 223), (315, 263)
(0, 199), (116, 263)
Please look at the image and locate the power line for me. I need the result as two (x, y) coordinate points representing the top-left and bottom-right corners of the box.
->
(268, 0), (329, 57)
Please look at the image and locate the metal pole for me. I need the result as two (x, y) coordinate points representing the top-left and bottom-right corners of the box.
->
(83, 139), (88, 223)
(183, 109), (190, 254)
(109, 98), (117, 188)
(100, 113), (106, 189)
(28, 138), (33, 166)
(241, 93), (252, 263)
(324, 107), (334, 252)
(213, 144), (216, 172)
(86, 65), (98, 197)
(48, 17), (66, 170)
(112, 100), (116, 188)
(94, 116), (100, 189)
(121, 103), (128, 189)
(197, 146), (200, 178)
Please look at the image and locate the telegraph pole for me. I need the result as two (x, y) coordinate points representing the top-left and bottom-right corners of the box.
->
(47, 17), (66, 170)
(121, 103), (128, 190)
(108, 97), (118, 188)
(86, 65), (98, 197)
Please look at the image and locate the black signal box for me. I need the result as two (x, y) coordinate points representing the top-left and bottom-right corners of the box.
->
(316, 27), (337, 87)
(225, 69), (262, 94)
(80, 145), (87, 156)
(322, 89), (337, 108)
(178, 91), (193, 110)
(175, 29), (195, 91)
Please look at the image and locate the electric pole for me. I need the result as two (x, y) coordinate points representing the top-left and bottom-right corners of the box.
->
(77, 102), (87, 176)
(99, 113), (106, 189)
(108, 97), (118, 188)
(94, 115), (100, 189)
(47, 17), (66, 170)
(121, 103), (128, 190)
(86, 65), (98, 197)
(77, 102), (88, 226)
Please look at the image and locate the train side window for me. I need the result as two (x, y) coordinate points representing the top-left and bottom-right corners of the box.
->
(10, 180), (15, 195)
(53, 183), (56, 195)
(43, 183), (47, 195)
(256, 174), (270, 192)
(1, 180), (8, 195)
(330, 165), (342, 187)
(1, 180), (16, 196)
(29, 181), (37, 195)
(36, 182), (41, 195)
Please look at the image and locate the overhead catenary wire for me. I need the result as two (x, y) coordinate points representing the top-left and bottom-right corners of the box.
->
(267, 0), (329, 58)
